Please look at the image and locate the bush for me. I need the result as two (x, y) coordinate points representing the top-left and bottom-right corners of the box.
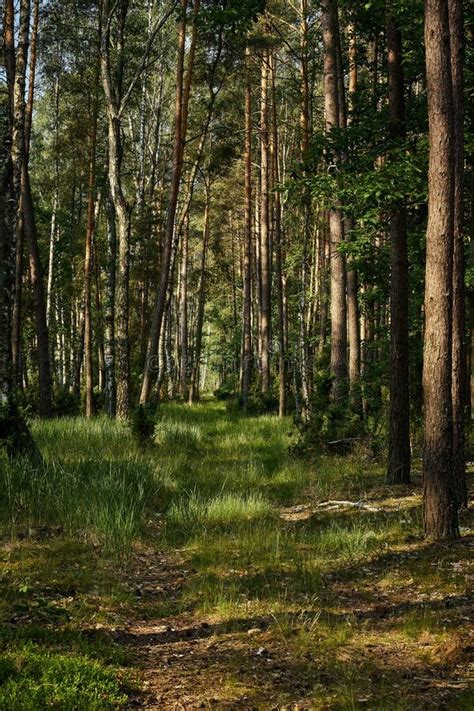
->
(54, 389), (80, 418)
(226, 382), (279, 416)
(213, 380), (236, 401)
(129, 405), (156, 448)
(291, 372), (365, 457)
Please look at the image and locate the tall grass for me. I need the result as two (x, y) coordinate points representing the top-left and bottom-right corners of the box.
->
(0, 457), (157, 553)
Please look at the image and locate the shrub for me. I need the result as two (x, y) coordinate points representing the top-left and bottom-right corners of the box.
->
(129, 405), (156, 448)
(54, 389), (80, 418)
(291, 372), (365, 457)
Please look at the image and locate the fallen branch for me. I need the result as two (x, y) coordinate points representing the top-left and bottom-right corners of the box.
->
(316, 500), (379, 512)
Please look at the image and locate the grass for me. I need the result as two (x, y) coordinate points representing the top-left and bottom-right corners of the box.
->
(0, 400), (472, 709)
(0, 644), (127, 711)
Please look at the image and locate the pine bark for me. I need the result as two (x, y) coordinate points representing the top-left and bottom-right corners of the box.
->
(386, 7), (411, 484)
(321, 0), (347, 402)
(271, 52), (286, 417)
(100, 0), (131, 418)
(448, 0), (467, 508)
(178, 218), (190, 399)
(422, 0), (459, 539)
(241, 46), (253, 409)
(345, 27), (361, 408)
(83, 109), (98, 418)
(189, 186), (211, 404)
(104, 193), (117, 416)
(259, 47), (271, 394)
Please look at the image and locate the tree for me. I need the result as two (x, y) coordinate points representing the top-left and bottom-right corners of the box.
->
(241, 45), (253, 410)
(140, 0), (198, 406)
(386, 3), (410, 485)
(321, 0), (347, 403)
(422, 0), (460, 539)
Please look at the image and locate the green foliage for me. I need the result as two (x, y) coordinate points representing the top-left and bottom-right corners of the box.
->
(53, 389), (80, 418)
(214, 378), (237, 401)
(0, 643), (127, 710)
(129, 404), (156, 448)
(292, 373), (365, 457)
(0, 439), (157, 554)
(0, 403), (41, 461)
(166, 492), (274, 541)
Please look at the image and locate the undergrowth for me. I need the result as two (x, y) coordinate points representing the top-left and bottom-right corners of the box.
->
(0, 401), (471, 710)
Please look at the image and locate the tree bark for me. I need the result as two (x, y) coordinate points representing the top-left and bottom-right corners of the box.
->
(271, 52), (286, 417)
(100, 0), (131, 419)
(345, 26), (361, 409)
(321, 0), (347, 403)
(0, 0), (15, 406)
(178, 216), (190, 399)
(448, 0), (467, 508)
(259, 46), (271, 394)
(188, 185), (211, 404)
(140, 0), (198, 405)
(83, 108), (98, 418)
(241, 46), (253, 409)
(386, 6), (411, 484)
(104, 192), (117, 416)
(422, 0), (459, 539)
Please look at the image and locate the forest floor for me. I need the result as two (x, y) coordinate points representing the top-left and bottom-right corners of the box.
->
(0, 401), (473, 710)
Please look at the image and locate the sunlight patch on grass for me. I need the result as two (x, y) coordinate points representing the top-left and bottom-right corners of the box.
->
(166, 493), (274, 540)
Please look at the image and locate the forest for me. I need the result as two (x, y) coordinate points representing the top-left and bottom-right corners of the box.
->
(0, 0), (472, 708)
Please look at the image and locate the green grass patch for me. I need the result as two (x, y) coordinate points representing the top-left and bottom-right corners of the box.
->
(0, 643), (127, 710)
(0, 400), (471, 710)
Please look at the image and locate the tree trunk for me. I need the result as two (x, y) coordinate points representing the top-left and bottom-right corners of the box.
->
(100, 0), (131, 419)
(0, 0), (15, 406)
(321, 0), (347, 402)
(448, 0), (467, 508)
(241, 46), (253, 409)
(83, 109), (98, 418)
(104, 192), (117, 416)
(386, 7), (411, 484)
(299, 0), (311, 414)
(178, 217), (189, 399)
(345, 26), (361, 408)
(422, 0), (459, 539)
(271, 52), (286, 417)
(189, 186), (210, 404)
(259, 46), (271, 395)
(140, 0), (197, 405)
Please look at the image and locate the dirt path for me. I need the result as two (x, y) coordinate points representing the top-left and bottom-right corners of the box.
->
(115, 531), (474, 710)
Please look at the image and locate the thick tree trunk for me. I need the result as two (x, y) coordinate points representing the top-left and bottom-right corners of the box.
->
(386, 8), (411, 484)
(321, 0), (347, 402)
(11, 0), (38, 388)
(423, 0), (459, 539)
(100, 0), (131, 418)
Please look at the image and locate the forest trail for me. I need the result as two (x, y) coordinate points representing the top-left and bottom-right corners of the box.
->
(107, 403), (473, 710)
(118, 536), (474, 710)
(1, 403), (473, 709)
